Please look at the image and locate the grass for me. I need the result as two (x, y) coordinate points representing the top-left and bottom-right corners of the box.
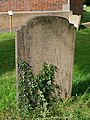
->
(81, 6), (90, 23)
(0, 28), (90, 119)
(82, 11), (90, 23)
(72, 28), (90, 95)
(86, 6), (90, 11)
(0, 33), (16, 113)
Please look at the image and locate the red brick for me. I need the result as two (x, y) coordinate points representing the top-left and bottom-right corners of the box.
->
(0, 0), (67, 12)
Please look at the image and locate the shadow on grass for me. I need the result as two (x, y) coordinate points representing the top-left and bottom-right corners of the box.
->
(82, 11), (90, 23)
(72, 79), (90, 96)
(79, 25), (87, 30)
(0, 33), (15, 75)
(72, 28), (90, 96)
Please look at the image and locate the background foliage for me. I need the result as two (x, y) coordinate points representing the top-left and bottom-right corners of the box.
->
(86, 0), (90, 5)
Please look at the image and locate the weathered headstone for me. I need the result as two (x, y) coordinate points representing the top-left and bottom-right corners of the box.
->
(16, 16), (76, 99)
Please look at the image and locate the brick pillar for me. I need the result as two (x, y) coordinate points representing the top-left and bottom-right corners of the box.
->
(70, 0), (83, 15)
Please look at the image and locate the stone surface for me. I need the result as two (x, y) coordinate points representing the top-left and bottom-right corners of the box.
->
(82, 22), (90, 28)
(0, 11), (72, 32)
(16, 16), (76, 98)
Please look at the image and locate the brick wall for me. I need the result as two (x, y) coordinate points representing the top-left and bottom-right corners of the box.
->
(0, 0), (68, 12)
(70, 0), (83, 15)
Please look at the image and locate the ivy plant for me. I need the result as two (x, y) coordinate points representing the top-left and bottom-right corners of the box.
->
(18, 61), (57, 115)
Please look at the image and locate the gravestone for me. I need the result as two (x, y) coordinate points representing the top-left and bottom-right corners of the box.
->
(16, 16), (76, 98)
